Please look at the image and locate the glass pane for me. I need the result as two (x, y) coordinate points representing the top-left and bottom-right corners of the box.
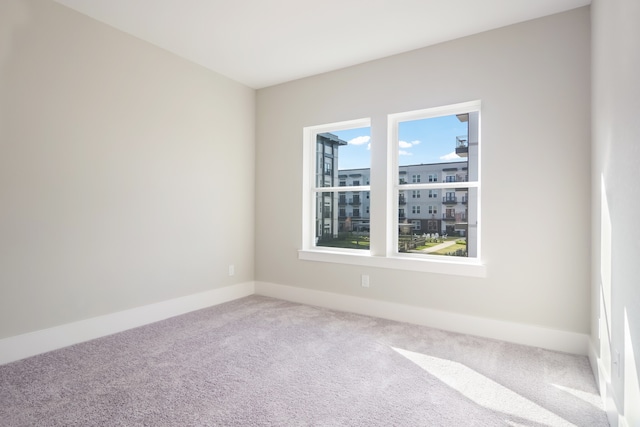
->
(316, 127), (370, 188)
(315, 191), (370, 250)
(398, 113), (470, 184)
(397, 187), (475, 258)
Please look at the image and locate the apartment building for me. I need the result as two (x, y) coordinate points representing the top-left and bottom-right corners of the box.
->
(337, 162), (471, 237)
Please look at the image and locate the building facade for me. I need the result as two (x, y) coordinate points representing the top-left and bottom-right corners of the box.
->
(338, 161), (470, 237)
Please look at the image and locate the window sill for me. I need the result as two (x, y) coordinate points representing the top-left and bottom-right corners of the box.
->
(298, 249), (486, 278)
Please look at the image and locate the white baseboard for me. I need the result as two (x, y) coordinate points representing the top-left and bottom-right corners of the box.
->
(255, 281), (590, 355)
(0, 282), (255, 365)
(1, 280), (591, 366)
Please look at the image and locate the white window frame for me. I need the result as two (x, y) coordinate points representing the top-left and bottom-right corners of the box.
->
(301, 118), (371, 256)
(300, 101), (484, 277)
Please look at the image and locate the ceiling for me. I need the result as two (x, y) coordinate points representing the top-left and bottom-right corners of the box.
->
(52, 0), (590, 89)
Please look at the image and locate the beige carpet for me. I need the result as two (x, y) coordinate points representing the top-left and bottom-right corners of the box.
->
(0, 295), (607, 426)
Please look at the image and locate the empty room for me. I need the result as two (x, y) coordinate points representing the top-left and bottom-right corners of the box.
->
(1, 0), (638, 426)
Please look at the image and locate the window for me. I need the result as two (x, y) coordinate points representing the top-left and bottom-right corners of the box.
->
(396, 104), (479, 260)
(305, 122), (371, 250)
(323, 161), (331, 175)
(301, 101), (482, 277)
(444, 191), (456, 203)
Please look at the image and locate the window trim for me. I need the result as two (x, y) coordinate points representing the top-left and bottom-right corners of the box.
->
(300, 101), (484, 278)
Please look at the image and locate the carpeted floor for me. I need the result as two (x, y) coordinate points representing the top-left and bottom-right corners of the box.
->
(0, 295), (608, 426)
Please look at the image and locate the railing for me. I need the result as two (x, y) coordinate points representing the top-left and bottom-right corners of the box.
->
(445, 174), (468, 183)
(443, 197), (457, 204)
(456, 135), (469, 156)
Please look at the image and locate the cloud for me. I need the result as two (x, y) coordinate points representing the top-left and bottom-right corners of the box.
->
(399, 140), (421, 148)
(399, 150), (413, 156)
(348, 135), (370, 146)
(440, 151), (461, 161)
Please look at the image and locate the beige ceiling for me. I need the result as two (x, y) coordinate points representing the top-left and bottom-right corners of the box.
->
(52, 0), (590, 89)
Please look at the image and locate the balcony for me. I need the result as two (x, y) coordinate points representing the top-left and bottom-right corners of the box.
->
(350, 197), (361, 206)
(442, 213), (456, 221)
(461, 197), (468, 205)
(398, 196), (407, 205)
(455, 135), (468, 157)
(338, 198), (347, 206)
(443, 197), (457, 205)
(445, 174), (468, 183)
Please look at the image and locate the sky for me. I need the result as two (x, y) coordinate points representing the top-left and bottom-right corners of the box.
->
(332, 114), (468, 170)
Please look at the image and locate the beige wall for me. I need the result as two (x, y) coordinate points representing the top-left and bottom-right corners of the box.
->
(0, 0), (601, 359)
(256, 8), (591, 334)
(0, 0), (255, 339)
(591, 0), (640, 424)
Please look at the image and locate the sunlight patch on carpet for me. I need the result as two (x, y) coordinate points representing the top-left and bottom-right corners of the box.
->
(551, 383), (601, 409)
(392, 347), (575, 427)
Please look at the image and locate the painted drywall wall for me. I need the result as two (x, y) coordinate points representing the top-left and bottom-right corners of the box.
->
(0, 0), (255, 339)
(591, 0), (640, 425)
(256, 8), (591, 334)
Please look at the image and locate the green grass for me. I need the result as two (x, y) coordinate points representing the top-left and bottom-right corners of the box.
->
(317, 235), (370, 249)
(414, 242), (442, 250)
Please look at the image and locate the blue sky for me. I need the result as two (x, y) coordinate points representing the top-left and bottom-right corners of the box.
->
(332, 114), (467, 170)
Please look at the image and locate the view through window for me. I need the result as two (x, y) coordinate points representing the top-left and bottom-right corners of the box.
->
(307, 102), (480, 262)
(393, 111), (479, 258)
(315, 126), (371, 250)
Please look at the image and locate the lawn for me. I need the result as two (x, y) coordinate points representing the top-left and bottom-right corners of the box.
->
(317, 234), (370, 249)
